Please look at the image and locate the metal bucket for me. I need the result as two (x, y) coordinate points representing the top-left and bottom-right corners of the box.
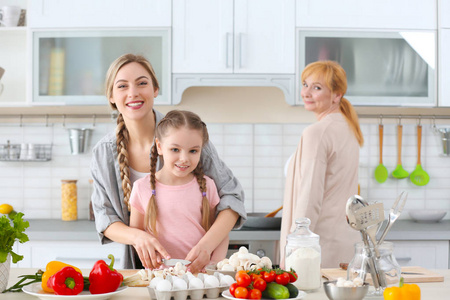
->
(438, 128), (450, 156)
(68, 128), (92, 155)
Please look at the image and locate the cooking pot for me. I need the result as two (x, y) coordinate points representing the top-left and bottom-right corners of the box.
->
(242, 213), (281, 230)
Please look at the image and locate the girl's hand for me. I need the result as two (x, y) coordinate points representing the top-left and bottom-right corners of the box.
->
(185, 244), (212, 273)
(133, 230), (170, 269)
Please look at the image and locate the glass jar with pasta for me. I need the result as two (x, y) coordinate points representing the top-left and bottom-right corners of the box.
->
(61, 179), (78, 221)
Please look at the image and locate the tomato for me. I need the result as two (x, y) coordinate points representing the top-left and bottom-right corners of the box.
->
(288, 271), (298, 283)
(249, 288), (262, 299)
(263, 270), (276, 283)
(229, 283), (239, 297)
(253, 278), (267, 292)
(275, 272), (290, 285)
(234, 287), (249, 299)
(236, 272), (252, 288)
(250, 273), (262, 282)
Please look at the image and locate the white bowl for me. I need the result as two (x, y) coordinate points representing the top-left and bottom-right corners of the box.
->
(409, 210), (447, 223)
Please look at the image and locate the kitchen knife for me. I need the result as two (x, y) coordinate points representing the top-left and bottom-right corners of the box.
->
(162, 258), (191, 266)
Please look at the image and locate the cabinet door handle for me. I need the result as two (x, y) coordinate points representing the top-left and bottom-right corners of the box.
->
(395, 257), (412, 262)
(226, 32), (232, 69)
(238, 33), (244, 69)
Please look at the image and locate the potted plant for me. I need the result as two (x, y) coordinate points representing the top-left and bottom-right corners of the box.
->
(0, 204), (29, 292)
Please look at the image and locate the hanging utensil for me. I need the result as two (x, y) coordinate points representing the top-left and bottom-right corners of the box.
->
(392, 124), (409, 179)
(378, 191), (407, 245)
(264, 206), (283, 217)
(410, 124), (430, 186)
(374, 124), (388, 183)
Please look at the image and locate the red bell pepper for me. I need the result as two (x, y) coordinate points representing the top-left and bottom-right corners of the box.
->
(47, 266), (84, 295)
(89, 254), (123, 294)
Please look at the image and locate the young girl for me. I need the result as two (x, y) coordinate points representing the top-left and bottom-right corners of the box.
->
(129, 110), (228, 266)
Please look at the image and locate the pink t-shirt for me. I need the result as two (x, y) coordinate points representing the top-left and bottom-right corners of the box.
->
(130, 175), (228, 263)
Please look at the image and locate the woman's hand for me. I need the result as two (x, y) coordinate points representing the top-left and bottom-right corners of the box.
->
(133, 230), (170, 269)
(185, 244), (212, 273)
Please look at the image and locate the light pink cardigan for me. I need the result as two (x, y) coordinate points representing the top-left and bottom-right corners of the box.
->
(280, 113), (361, 268)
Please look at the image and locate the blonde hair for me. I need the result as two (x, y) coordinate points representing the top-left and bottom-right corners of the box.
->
(105, 54), (160, 210)
(301, 60), (364, 147)
(146, 110), (211, 236)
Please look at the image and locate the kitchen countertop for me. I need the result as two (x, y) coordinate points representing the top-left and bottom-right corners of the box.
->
(24, 219), (450, 241)
(2, 268), (450, 300)
(24, 219), (282, 241)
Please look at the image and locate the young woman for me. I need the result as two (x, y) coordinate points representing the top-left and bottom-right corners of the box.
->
(129, 110), (228, 268)
(280, 60), (364, 268)
(91, 54), (246, 271)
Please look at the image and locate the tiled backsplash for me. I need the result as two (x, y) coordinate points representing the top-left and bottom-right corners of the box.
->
(1, 120), (449, 220)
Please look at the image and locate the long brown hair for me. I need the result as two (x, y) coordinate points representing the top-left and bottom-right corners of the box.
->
(301, 60), (364, 147)
(104, 53), (160, 210)
(146, 110), (211, 236)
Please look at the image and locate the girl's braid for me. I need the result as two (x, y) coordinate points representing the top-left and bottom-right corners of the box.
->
(193, 160), (211, 231)
(145, 144), (160, 235)
(115, 113), (132, 210)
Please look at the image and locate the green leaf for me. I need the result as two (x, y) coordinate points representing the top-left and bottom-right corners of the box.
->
(0, 212), (29, 264)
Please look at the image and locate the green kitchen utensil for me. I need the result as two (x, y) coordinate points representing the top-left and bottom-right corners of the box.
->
(374, 124), (388, 183)
(392, 124), (409, 179)
(410, 125), (430, 186)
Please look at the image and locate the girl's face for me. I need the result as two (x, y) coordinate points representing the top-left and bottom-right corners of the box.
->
(156, 127), (203, 184)
(109, 62), (158, 121)
(301, 75), (341, 116)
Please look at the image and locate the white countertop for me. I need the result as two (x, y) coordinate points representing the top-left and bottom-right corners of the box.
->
(2, 268), (449, 300)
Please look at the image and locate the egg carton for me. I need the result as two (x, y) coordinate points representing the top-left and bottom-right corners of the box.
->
(147, 286), (229, 300)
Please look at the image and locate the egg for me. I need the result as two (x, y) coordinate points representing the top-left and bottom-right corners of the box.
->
(172, 278), (188, 290)
(156, 279), (172, 291)
(204, 275), (220, 288)
(188, 277), (204, 289)
(149, 277), (164, 289)
(220, 275), (235, 286)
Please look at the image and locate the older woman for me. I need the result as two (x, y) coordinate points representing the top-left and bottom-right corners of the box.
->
(280, 60), (364, 268)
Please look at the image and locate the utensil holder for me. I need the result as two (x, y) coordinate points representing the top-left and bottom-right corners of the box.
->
(68, 128), (92, 155)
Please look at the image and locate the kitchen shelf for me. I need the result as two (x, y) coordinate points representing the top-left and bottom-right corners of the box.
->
(0, 144), (52, 162)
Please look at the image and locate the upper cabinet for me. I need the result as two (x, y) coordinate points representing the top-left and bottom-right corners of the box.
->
(172, 0), (295, 74)
(31, 28), (171, 106)
(439, 0), (450, 106)
(28, 0), (171, 28)
(296, 0), (436, 30)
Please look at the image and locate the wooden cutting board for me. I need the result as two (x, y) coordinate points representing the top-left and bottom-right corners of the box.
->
(321, 266), (444, 284)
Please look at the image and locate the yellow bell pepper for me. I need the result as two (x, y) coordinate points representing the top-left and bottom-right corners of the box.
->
(41, 261), (82, 293)
(383, 277), (421, 300)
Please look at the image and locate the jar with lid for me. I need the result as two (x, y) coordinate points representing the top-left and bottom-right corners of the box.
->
(347, 241), (401, 291)
(285, 217), (321, 291)
(61, 180), (78, 221)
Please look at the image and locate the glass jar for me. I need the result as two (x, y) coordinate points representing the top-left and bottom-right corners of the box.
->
(285, 218), (321, 291)
(61, 180), (78, 221)
(348, 242), (401, 289)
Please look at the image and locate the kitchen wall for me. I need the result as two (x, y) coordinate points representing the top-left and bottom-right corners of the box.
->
(1, 87), (450, 220)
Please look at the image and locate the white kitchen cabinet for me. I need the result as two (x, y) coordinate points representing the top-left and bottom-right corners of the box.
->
(28, 0), (171, 28)
(387, 240), (449, 269)
(296, 0), (436, 30)
(439, 29), (450, 106)
(0, 27), (28, 106)
(172, 0), (295, 74)
(13, 241), (126, 269)
(440, 0), (450, 28)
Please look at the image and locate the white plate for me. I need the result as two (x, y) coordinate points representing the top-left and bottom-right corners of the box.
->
(22, 283), (128, 300)
(409, 210), (447, 223)
(222, 289), (307, 300)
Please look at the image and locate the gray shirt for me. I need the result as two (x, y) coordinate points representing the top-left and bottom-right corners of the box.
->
(90, 109), (246, 268)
